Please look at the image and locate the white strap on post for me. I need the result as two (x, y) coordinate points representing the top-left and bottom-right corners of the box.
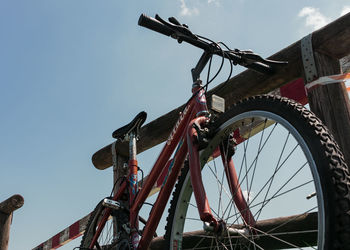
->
(305, 73), (350, 91)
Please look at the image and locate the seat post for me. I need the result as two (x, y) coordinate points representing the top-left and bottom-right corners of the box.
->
(129, 132), (137, 161)
(128, 132), (140, 247)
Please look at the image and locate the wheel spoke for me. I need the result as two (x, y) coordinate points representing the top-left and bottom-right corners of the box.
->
(254, 161), (309, 220)
(255, 131), (291, 220)
(265, 206), (317, 235)
(240, 142), (300, 218)
(234, 122), (279, 206)
(227, 179), (314, 223)
(247, 118), (268, 204)
(249, 225), (303, 249)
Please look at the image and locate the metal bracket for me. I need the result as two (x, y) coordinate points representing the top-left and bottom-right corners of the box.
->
(301, 33), (318, 83)
(102, 198), (122, 210)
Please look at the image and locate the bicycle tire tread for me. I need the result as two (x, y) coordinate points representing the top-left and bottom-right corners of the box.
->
(80, 200), (103, 248)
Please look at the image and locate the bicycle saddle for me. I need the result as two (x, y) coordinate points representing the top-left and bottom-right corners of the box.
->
(112, 111), (147, 140)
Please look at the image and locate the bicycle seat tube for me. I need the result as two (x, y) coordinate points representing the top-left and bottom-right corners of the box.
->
(128, 132), (140, 248)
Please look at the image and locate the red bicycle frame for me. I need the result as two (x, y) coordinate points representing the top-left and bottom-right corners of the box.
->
(133, 84), (209, 249)
(89, 83), (255, 249)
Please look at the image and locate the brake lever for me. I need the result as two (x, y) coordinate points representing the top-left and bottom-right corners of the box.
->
(168, 16), (181, 26)
(233, 49), (288, 66)
(155, 14), (198, 41)
(169, 17), (190, 29)
(263, 58), (288, 66)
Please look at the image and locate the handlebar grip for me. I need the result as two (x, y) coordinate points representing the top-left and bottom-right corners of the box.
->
(138, 14), (174, 37)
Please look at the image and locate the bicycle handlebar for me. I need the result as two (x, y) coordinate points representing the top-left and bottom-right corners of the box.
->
(138, 13), (287, 75)
(138, 14), (174, 38)
(138, 14), (213, 51)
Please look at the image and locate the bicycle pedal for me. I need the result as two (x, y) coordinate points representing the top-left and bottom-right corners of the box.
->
(102, 198), (122, 210)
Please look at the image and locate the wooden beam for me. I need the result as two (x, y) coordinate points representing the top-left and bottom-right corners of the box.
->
(149, 212), (317, 249)
(0, 195), (24, 215)
(92, 12), (350, 170)
(0, 195), (24, 250)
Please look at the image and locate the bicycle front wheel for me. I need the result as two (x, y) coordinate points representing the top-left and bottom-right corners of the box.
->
(165, 95), (350, 249)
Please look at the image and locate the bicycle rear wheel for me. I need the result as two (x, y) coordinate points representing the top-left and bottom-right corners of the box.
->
(80, 199), (129, 249)
(165, 95), (350, 249)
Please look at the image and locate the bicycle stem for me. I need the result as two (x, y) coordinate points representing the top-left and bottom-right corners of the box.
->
(191, 51), (212, 82)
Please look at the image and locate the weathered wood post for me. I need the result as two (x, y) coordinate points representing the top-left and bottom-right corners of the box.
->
(112, 142), (128, 195)
(0, 194), (24, 250)
(341, 55), (350, 73)
(111, 142), (128, 236)
(301, 34), (350, 167)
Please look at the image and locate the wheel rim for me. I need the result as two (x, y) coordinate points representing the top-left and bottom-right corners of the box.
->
(169, 110), (324, 249)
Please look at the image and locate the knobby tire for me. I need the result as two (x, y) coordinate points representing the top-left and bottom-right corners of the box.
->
(164, 95), (350, 250)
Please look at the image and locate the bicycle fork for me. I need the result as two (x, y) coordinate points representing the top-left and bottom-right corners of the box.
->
(187, 117), (256, 232)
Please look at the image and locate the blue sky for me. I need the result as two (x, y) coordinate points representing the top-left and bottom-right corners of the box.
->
(1, 1), (349, 249)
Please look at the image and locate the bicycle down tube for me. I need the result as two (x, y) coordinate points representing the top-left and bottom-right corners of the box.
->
(134, 84), (209, 249)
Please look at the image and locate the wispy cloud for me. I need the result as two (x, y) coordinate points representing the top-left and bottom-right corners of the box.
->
(299, 5), (350, 32)
(243, 190), (254, 203)
(208, 0), (221, 7)
(340, 6), (350, 16)
(298, 7), (330, 30)
(179, 0), (199, 17)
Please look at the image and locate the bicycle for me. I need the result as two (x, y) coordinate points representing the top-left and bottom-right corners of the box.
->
(80, 14), (350, 249)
